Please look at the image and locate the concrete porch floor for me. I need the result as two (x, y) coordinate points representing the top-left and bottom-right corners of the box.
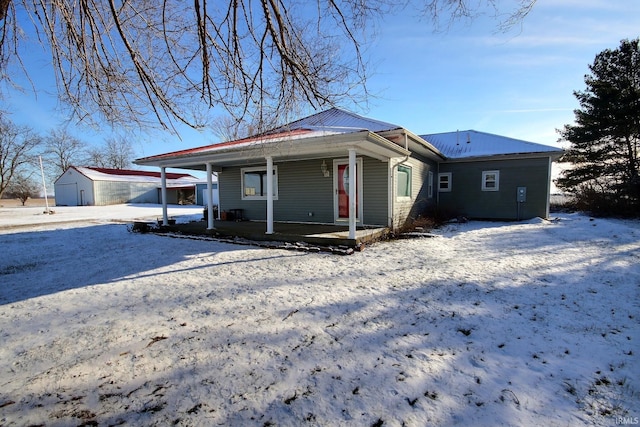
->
(161, 219), (390, 248)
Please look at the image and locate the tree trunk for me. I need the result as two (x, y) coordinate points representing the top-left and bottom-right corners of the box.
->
(0, 0), (10, 21)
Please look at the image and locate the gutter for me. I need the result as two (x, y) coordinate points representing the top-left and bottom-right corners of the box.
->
(442, 150), (565, 163)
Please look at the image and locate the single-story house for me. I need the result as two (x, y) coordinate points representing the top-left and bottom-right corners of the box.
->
(135, 108), (563, 237)
(54, 166), (207, 206)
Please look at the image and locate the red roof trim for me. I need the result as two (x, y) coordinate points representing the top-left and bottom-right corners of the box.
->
(140, 128), (313, 161)
(85, 167), (192, 180)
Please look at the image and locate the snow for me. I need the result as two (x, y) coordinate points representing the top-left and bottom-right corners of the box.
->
(1, 204), (638, 426)
(421, 130), (563, 160)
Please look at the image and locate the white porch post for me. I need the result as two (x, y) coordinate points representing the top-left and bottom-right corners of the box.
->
(266, 156), (274, 234)
(206, 162), (215, 230)
(160, 167), (168, 226)
(348, 149), (356, 239)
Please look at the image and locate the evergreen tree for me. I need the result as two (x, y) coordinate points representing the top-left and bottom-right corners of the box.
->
(557, 38), (640, 216)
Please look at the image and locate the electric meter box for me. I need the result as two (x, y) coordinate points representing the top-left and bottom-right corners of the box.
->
(517, 187), (527, 202)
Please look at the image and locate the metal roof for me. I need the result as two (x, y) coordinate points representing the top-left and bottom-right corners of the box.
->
(67, 166), (202, 185)
(420, 130), (564, 160)
(274, 107), (402, 133)
(135, 109), (563, 169)
(137, 128), (339, 162)
(135, 109), (407, 168)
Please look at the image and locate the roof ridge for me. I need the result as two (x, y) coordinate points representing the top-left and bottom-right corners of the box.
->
(269, 107), (401, 134)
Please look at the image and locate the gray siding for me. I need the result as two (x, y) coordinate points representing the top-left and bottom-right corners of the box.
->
(392, 155), (438, 229)
(279, 159), (335, 223)
(219, 160), (335, 222)
(361, 157), (388, 226)
(438, 157), (551, 219)
(219, 157), (389, 226)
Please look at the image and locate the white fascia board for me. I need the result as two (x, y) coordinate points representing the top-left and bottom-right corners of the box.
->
(135, 131), (410, 169)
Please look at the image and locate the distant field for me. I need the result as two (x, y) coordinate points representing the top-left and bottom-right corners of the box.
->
(0, 198), (56, 208)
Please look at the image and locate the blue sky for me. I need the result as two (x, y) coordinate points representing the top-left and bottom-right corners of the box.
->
(358, 0), (640, 147)
(4, 0), (640, 163)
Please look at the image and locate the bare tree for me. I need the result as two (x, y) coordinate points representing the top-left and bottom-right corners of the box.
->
(43, 128), (87, 179)
(85, 146), (106, 169)
(103, 136), (135, 169)
(421, 0), (537, 31)
(85, 136), (135, 169)
(0, 115), (42, 199)
(5, 171), (39, 205)
(0, 1), (536, 134)
(211, 115), (263, 142)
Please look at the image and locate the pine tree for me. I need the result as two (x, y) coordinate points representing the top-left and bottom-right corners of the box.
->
(557, 38), (640, 216)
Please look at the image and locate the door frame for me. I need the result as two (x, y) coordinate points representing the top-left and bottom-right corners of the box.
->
(333, 157), (363, 223)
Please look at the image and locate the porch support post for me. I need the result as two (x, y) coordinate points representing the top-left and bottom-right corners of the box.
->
(160, 167), (168, 226)
(266, 156), (274, 234)
(206, 162), (215, 230)
(348, 148), (356, 239)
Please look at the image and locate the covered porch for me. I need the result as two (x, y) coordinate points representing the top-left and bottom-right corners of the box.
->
(136, 129), (412, 240)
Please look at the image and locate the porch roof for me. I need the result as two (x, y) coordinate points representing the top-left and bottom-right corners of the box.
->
(135, 129), (411, 171)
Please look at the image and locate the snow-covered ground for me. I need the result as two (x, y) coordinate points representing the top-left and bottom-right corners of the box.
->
(0, 204), (638, 426)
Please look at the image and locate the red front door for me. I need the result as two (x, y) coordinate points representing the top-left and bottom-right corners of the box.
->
(335, 160), (361, 221)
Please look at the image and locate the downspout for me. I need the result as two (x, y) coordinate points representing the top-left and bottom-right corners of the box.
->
(436, 161), (440, 207)
(389, 132), (411, 231)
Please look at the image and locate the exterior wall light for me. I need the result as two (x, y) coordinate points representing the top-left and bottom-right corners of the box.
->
(321, 160), (330, 177)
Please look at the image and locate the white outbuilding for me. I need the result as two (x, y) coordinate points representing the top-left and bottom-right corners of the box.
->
(54, 166), (205, 206)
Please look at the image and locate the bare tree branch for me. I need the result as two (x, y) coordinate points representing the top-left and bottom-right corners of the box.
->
(0, 115), (42, 199)
(0, 0), (537, 135)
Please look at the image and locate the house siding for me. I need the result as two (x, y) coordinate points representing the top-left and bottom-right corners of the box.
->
(438, 157), (551, 219)
(218, 157), (389, 226)
(392, 156), (438, 230)
(361, 158), (389, 226)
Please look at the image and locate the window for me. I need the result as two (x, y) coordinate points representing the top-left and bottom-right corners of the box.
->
(397, 165), (412, 198)
(427, 171), (434, 198)
(482, 170), (500, 191)
(438, 172), (452, 192)
(241, 166), (278, 200)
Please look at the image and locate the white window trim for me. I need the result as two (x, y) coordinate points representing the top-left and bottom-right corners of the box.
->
(427, 171), (434, 198)
(438, 172), (452, 192)
(241, 165), (279, 200)
(482, 170), (500, 191)
(396, 164), (412, 200)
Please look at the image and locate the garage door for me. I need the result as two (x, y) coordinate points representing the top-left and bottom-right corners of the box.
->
(55, 183), (78, 206)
